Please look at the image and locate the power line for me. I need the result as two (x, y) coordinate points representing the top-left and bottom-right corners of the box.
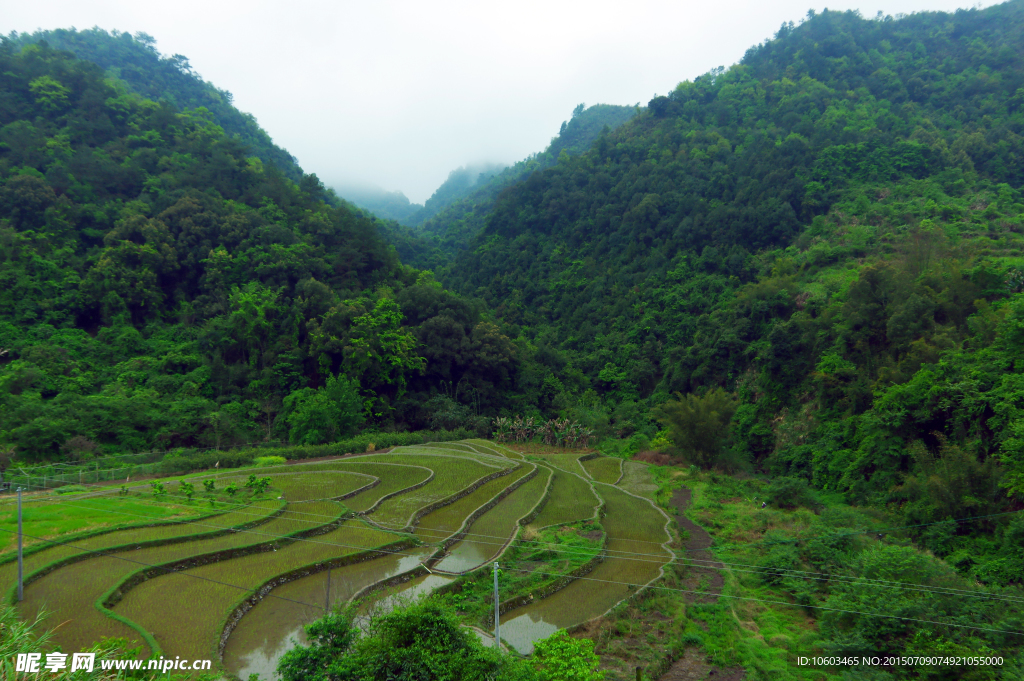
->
(5, 521), (1022, 656)
(504, 567), (1024, 638)
(13, 524), (1018, 652)
(9, 482), (1022, 612)
(8, 470), (1024, 608)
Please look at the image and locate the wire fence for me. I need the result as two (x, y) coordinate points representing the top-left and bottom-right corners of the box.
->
(1, 440), (292, 491)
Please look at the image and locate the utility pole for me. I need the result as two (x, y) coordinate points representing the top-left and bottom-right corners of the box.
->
(493, 562), (500, 649)
(17, 489), (23, 602)
(325, 567), (331, 615)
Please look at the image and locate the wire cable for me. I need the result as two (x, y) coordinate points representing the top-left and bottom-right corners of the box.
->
(7, 477), (1024, 609)
(504, 566), (1024, 638)
(10, 485), (1022, 611)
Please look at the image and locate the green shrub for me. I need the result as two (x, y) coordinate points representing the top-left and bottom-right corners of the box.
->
(766, 476), (816, 509)
(54, 484), (88, 495)
(534, 629), (603, 681)
(255, 455), (287, 467)
(653, 389), (739, 468)
(759, 544), (800, 584)
(278, 601), (531, 681)
(284, 374), (363, 445)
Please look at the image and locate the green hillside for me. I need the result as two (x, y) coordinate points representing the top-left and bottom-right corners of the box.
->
(405, 104), (637, 261)
(416, 4), (1024, 583)
(0, 38), (515, 460)
(7, 28), (304, 181)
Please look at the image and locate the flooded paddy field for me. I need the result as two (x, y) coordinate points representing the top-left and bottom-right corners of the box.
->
(223, 545), (437, 680)
(499, 484), (671, 654)
(435, 466), (550, 573)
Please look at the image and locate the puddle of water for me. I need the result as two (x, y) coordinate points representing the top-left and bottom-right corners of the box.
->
(499, 485), (670, 654)
(223, 547), (433, 681)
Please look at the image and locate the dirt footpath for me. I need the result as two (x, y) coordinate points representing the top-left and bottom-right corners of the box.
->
(658, 486), (745, 681)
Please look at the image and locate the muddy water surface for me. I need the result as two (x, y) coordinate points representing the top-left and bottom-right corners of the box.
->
(223, 546), (434, 681)
(360, 573), (454, 617)
(435, 468), (549, 573)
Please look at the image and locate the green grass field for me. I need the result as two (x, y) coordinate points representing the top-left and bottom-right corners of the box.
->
(413, 465), (531, 542)
(526, 467), (599, 530)
(0, 494), (284, 601)
(617, 461), (658, 499)
(0, 491), (211, 554)
(20, 498), (342, 656)
(500, 484), (672, 654)
(582, 456), (623, 484)
(359, 453), (500, 530)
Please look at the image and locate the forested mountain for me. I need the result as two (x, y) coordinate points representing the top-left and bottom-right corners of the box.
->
(0, 38), (518, 459)
(403, 162), (507, 227)
(417, 3), (1024, 577)
(406, 104), (637, 260)
(334, 184), (423, 223)
(336, 163), (506, 227)
(6, 28), (304, 181)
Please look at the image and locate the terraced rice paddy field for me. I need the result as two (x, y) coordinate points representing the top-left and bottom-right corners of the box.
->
(1, 442), (669, 679)
(581, 456), (623, 484)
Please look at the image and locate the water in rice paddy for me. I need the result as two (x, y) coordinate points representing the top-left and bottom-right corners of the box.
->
(223, 546), (434, 681)
(498, 485), (671, 655)
(434, 468), (549, 574)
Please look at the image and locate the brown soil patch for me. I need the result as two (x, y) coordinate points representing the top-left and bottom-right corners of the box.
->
(671, 487), (724, 604)
(633, 451), (674, 465)
(657, 486), (746, 681)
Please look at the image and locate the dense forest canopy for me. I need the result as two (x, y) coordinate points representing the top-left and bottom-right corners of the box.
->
(6, 28), (305, 182)
(0, 37), (520, 462)
(397, 103), (638, 265)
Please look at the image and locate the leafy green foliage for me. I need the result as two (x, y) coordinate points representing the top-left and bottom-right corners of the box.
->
(764, 477), (817, 510)
(533, 630), (604, 681)
(653, 389), (738, 468)
(0, 38), (520, 460)
(278, 602), (534, 681)
(283, 374), (364, 445)
(8, 28), (304, 181)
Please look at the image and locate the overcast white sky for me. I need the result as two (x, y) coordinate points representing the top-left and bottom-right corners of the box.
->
(3, 0), (997, 203)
